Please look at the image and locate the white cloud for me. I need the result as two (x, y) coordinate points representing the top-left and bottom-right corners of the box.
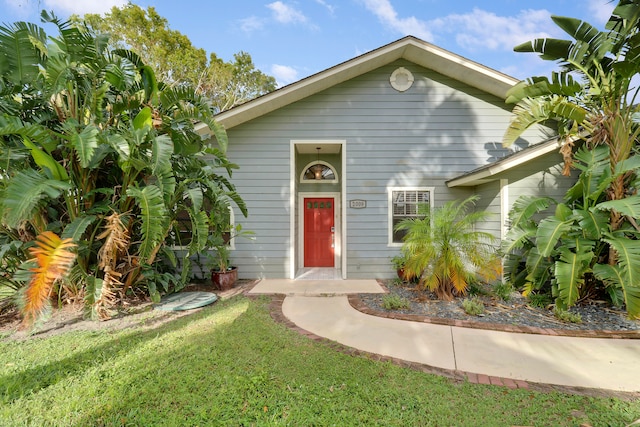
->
(587, 0), (615, 25)
(315, 0), (335, 15)
(42, 0), (127, 16)
(271, 64), (299, 87)
(429, 8), (557, 52)
(360, 0), (433, 41)
(267, 1), (308, 24)
(239, 16), (265, 33)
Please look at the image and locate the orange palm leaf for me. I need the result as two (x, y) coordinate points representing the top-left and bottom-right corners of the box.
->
(21, 231), (76, 327)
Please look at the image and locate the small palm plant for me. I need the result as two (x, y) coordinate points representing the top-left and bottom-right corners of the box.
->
(395, 196), (501, 300)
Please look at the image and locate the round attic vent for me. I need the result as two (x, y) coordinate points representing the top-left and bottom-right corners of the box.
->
(390, 67), (414, 92)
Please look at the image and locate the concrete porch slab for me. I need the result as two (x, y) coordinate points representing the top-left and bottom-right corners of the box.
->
(248, 278), (385, 295)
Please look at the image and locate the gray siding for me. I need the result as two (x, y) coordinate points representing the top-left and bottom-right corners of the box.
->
(474, 181), (503, 241)
(220, 59), (555, 279)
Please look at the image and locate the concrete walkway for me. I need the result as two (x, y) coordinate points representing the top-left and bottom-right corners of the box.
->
(249, 279), (640, 393)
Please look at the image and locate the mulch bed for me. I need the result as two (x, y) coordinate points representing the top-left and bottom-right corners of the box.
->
(354, 280), (640, 338)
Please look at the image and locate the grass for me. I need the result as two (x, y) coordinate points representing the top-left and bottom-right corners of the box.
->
(1, 296), (638, 426)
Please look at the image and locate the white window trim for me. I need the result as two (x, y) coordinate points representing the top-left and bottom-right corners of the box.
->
(299, 160), (339, 183)
(387, 186), (434, 247)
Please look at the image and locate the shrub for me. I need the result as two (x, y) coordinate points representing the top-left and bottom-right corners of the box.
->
(382, 294), (411, 311)
(462, 297), (485, 316)
(395, 196), (502, 301)
(554, 307), (582, 323)
(492, 282), (513, 302)
(528, 293), (552, 309)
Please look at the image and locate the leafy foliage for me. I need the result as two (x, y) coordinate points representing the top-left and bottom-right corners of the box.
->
(79, 4), (277, 112)
(395, 196), (501, 300)
(0, 12), (247, 320)
(19, 231), (76, 327)
(501, 1), (640, 319)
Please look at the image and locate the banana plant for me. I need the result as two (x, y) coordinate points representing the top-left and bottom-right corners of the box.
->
(503, 144), (640, 318)
(0, 12), (247, 319)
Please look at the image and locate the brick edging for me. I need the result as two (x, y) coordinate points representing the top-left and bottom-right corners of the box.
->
(265, 293), (640, 399)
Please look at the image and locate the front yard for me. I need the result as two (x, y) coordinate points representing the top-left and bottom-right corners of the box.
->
(1, 296), (638, 426)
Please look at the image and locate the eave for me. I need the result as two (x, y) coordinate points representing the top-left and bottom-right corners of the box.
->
(446, 137), (567, 188)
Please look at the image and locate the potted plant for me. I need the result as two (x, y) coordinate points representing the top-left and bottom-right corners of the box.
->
(210, 243), (237, 290)
(391, 253), (418, 283)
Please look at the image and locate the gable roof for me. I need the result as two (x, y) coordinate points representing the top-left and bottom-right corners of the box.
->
(214, 36), (519, 129)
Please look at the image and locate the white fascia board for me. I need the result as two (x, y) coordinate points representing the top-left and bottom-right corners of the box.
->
(446, 139), (563, 188)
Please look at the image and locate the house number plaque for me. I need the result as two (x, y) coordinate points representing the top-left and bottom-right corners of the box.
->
(349, 199), (366, 209)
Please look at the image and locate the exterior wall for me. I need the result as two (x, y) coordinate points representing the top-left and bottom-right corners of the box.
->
(220, 59), (552, 279)
(506, 152), (574, 205)
(473, 180), (502, 241)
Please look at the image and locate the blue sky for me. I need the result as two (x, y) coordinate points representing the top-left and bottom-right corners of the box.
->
(3, 0), (616, 86)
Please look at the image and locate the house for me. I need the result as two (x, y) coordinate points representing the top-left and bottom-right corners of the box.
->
(208, 36), (575, 280)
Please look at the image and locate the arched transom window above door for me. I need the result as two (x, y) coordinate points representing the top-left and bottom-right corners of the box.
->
(300, 160), (338, 183)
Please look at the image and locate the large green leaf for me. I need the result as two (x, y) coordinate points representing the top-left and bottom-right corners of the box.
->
(514, 37), (572, 62)
(133, 106), (152, 130)
(507, 195), (555, 229)
(503, 96), (586, 147)
(593, 263), (640, 319)
(188, 210), (209, 255)
(71, 125), (99, 169)
(21, 137), (69, 181)
(61, 215), (97, 241)
(595, 195), (640, 218)
(574, 208), (609, 240)
(126, 185), (168, 262)
(535, 216), (572, 257)
(151, 134), (173, 174)
(554, 247), (592, 309)
(501, 225), (535, 254)
(524, 247), (553, 294)
(1, 169), (72, 228)
(155, 165), (176, 205)
(0, 22), (47, 84)
(603, 234), (640, 287)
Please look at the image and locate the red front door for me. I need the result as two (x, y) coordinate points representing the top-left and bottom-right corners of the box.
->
(304, 197), (335, 267)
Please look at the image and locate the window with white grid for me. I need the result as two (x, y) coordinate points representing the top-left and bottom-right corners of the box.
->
(388, 187), (433, 245)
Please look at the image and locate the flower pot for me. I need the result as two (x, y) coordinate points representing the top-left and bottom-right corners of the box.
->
(397, 268), (419, 284)
(211, 267), (238, 290)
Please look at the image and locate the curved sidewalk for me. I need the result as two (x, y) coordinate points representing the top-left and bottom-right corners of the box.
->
(249, 279), (640, 393)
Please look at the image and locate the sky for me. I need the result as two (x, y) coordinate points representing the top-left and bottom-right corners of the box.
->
(2, 0), (617, 87)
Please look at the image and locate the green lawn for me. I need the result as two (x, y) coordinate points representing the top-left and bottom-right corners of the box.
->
(1, 296), (638, 426)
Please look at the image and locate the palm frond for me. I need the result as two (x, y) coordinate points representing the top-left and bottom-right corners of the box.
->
(20, 231), (76, 328)
(1, 169), (72, 229)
